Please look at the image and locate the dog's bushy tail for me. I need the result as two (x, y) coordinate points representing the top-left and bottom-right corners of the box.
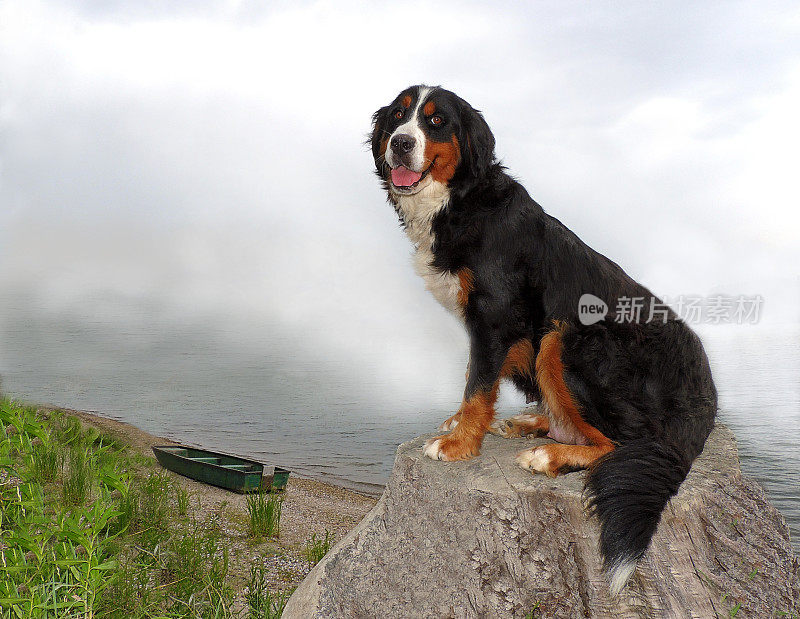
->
(584, 438), (694, 594)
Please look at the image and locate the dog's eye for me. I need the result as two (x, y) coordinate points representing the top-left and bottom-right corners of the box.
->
(430, 115), (443, 126)
(394, 109), (404, 120)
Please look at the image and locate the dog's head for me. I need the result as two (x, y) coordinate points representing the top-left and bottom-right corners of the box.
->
(370, 85), (495, 200)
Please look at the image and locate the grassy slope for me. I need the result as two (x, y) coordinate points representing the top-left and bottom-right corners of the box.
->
(0, 398), (321, 618)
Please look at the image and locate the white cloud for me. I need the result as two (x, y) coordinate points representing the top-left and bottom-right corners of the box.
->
(1, 0), (799, 401)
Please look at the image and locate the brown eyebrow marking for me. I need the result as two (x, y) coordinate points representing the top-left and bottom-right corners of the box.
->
(402, 95), (412, 108)
(423, 100), (436, 116)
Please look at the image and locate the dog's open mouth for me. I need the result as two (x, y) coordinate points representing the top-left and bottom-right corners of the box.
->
(390, 164), (432, 190)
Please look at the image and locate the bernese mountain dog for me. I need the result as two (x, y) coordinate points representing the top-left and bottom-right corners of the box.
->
(370, 85), (718, 593)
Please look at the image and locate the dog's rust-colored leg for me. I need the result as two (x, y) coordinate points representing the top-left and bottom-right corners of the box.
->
(424, 390), (497, 460)
(516, 323), (615, 477)
(435, 271), (474, 433)
(438, 404), (463, 432)
(516, 443), (615, 478)
(489, 338), (548, 438)
(426, 339), (537, 461)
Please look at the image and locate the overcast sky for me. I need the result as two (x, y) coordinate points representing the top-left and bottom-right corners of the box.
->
(1, 0), (799, 387)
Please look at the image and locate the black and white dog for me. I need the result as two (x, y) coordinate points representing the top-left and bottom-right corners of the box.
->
(370, 85), (717, 592)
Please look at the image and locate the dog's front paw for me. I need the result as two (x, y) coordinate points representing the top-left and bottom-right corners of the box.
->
(437, 413), (460, 432)
(489, 414), (549, 438)
(515, 445), (559, 477)
(422, 433), (480, 461)
(423, 437), (445, 460)
(488, 418), (514, 437)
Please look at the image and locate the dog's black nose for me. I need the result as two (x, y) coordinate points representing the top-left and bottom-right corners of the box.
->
(390, 134), (416, 154)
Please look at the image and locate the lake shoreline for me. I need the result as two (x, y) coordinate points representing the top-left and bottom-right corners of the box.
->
(21, 400), (379, 612)
(51, 403), (384, 499)
(53, 401), (380, 498)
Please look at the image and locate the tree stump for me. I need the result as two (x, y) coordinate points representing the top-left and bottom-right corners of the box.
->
(283, 423), (799, 618)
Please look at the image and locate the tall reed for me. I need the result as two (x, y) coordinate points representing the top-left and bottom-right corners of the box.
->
(246, 490), (283, 538)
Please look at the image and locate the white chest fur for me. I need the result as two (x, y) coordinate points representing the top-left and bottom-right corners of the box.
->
(412, 243), (464, 319)
(395, 181), (464, 320)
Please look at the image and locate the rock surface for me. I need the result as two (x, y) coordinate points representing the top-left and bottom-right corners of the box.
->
(283, 423), (799, 618)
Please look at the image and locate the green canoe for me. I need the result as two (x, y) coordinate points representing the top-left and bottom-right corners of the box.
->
(152, 445), (290, 493)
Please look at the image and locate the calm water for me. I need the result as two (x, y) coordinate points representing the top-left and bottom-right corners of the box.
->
(1, 301), (797, 551)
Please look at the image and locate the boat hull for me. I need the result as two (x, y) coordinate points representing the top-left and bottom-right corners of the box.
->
(152, 445), (289, 493)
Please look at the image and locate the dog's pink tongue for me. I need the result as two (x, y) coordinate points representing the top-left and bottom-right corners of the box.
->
(391, 166), (422, 187)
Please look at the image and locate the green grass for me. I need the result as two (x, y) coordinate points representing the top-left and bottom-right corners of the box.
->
(62, 442), (93, 505)
(26, 430), (62, 483)
(0, 397), (294, 618)
(103, 515), (232, 617)
(247, 490), (283, 538)
(303, 530), (334, 566)
(0, 401), (119, 616)
(246, 565), (293, 619)
(177, 485), (191, 516)
(52, 412), (84, 445)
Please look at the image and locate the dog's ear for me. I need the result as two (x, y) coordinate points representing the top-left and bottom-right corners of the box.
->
(370, 105), (391, 173)
(459, 103), (495, 180)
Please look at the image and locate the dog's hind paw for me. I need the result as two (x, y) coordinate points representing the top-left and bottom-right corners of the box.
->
(515, 445), (557, 477)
